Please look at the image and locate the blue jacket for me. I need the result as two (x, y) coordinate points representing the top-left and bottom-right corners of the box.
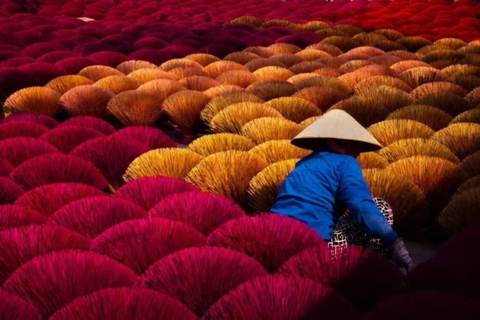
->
(270, 149), (399, 244)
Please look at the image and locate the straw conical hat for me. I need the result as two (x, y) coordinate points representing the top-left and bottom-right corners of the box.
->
(292, 109), (382, 151)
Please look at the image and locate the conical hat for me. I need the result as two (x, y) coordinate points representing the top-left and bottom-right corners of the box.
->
(292, 109), (382, 151)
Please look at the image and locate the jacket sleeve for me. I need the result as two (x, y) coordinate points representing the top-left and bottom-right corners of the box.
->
(337, 157), (399, 244)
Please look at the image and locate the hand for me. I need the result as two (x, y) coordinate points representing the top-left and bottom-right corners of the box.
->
(390, 238), (414, 273)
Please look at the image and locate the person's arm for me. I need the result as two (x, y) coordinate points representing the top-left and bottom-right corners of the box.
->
(337, 157), (399, 244)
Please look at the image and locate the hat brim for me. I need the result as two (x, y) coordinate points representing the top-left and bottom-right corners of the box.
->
(291, 137), (382, 152)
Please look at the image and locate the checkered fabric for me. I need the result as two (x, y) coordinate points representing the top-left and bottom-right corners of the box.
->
(328, 198), (393, 258)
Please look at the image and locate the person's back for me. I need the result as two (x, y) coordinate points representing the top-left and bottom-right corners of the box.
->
(271, 150), (349, 239)
(272, 148), (398, 244)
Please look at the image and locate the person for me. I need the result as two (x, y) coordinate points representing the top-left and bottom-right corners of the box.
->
(271, 110), (413, 272)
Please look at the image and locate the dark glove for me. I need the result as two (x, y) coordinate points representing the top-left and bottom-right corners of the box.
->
(390, 238), (414, 273)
